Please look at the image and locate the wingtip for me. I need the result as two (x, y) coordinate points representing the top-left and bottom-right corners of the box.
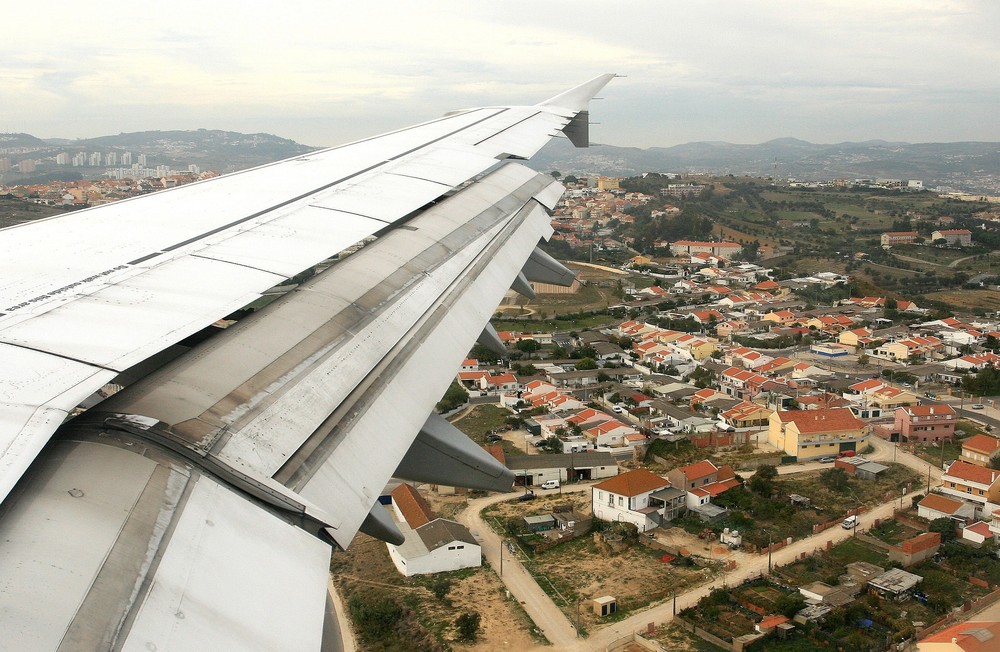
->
(537, 73), (616, 113)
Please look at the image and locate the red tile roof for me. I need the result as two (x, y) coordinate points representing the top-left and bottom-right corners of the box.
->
(920, 621), (1000, 649)
(391, 483), (436, 529)
(677, 460), (719, 482)
(945, 460), (1000, 486)
(593, 469), (669, 497)
(919, 493), (965, 515)
(964, 434), (1000, 455)
(777, 408), (864, 434)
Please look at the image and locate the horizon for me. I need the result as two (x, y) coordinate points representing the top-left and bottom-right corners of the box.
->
(3, 2), (999, 149)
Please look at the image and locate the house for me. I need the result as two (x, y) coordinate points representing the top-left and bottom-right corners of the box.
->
(755, 614), (791, 634)
(720, 401), (773, 431)
(386, 484), (481, 577)
(839, 327), (875, 349)
(591, 469), (678, 532)
(962, 434), (1000, 466)
(961, 521), (994, 545)
(894, 404), (957, 443)
(917, 620), (1000, 651)
(869, 386), (919, 410)
(767, 408), (868, 460)
(872, 335), (944, 362)
(868, 568), (922, 601)
(917, 493), (977, 522)
(931, 229), (972, 247)
(667, 460), (739, 512)
(507, 452), (619, 486)
(940, 461), (1000, 508)
(880, 231), (919, 247)
(888, 532), (941, 567)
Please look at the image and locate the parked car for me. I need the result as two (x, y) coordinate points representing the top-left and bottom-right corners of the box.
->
(517, 491), (536, 502)
(972, 404), (986, 410)
(842, 515), (858, 529)
(540, 479), (560, 490)
(612, 405), (624, 414)
(485, 434), (502, 443)
(819, 456), (836, 463)
(837, 450), (856, 458)
(924, 392), (937, 399)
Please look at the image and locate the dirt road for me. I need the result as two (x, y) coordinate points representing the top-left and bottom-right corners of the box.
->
(457, 486), (592, 648)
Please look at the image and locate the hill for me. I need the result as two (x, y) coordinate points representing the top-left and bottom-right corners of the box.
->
(527, 138), (1000, 195)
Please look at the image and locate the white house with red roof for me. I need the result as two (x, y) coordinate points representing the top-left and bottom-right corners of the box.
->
(720, 366), (770, 400)
(386, 484), (481, 576)
(667, 460), (740, 510)
(478, 372), (520, 394)
(591, 469), (685, 532)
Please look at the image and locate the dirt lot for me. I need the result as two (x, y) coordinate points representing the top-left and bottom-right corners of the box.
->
(330, 532), (541, 651)
(482, 493), (719, 632)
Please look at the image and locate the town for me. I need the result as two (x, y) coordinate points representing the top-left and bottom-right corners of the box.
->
(6, 166), (1000, 652)
(330, 174), (1000, 652)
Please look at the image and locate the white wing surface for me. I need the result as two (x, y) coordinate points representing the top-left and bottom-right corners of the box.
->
(0, 75), (614, 650)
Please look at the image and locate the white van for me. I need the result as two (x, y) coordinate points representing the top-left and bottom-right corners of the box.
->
(540, 480), (560, 490)
(842, 515), (858, 529)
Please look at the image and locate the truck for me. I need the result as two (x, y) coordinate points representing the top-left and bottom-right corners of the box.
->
(842, 515), (858, 529)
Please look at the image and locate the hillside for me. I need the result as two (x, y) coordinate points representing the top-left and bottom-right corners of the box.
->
(527, 138), (1000, 195)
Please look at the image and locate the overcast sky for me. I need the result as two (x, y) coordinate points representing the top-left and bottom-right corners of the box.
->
(4, 1), (999, 149)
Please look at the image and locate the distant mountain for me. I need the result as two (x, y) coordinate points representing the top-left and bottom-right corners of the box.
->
(526, 138), (1000, 194)
(0, 133), (49, 148)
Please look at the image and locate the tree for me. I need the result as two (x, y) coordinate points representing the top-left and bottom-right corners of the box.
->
(775, 592), (807, 618)
(455, 611), (481, 642)
(857, 353), (870, 367)
(756, 464), (778, 481)
(929, 517), (957, 542)
(549, 171), (562, 179)
(516, 339), (540, 359)
(575, 357), (599, 370)
(436, 381), (469, 413)
(348, 592), (403, 644)
(820, 467), (850, 491)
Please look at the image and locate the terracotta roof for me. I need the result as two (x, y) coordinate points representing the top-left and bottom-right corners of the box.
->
(677, 460), (719, 481)
(593, 469), (669, 497)
(920, 621), (1000, 649)
(919, 493), (965, 515)
(716, 465), (736, 482)
(703, 478), (740, 497)
(758, 615), (790, 630)
(777, 408), (864, 434)
(965, 434), (1000, 455)
(945, 460), (1000, 486)
(965, 521), (994, 538)
(902, 404), (956, 417)
(391, 483), (436, 529)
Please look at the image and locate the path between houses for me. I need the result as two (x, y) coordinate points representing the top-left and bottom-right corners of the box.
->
(460, 447), (941, 652)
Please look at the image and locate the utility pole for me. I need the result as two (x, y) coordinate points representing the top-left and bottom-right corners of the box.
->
(927, 464), (932, 493)
(500, 540), (503, 577)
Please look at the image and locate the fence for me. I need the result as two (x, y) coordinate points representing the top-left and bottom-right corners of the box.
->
(674, 615), (736, 652)
(915, 586), (1000, 640)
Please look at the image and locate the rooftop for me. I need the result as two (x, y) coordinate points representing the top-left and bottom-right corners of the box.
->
(593, 469), (669, 497)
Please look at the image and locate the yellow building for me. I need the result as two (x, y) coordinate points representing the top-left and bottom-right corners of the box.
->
(597, 176), (621, 191)
(767, 408), (867, 460)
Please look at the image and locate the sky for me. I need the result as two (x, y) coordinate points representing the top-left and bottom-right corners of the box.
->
(3, 1), (1000, 149)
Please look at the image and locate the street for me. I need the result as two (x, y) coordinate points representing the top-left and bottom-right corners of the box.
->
(454, 434), (944, 651)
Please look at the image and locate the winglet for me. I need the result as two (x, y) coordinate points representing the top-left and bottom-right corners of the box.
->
(536, 73), (616, 113)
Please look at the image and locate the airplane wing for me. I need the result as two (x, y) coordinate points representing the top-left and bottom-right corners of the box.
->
(0, 75), (614, 649)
